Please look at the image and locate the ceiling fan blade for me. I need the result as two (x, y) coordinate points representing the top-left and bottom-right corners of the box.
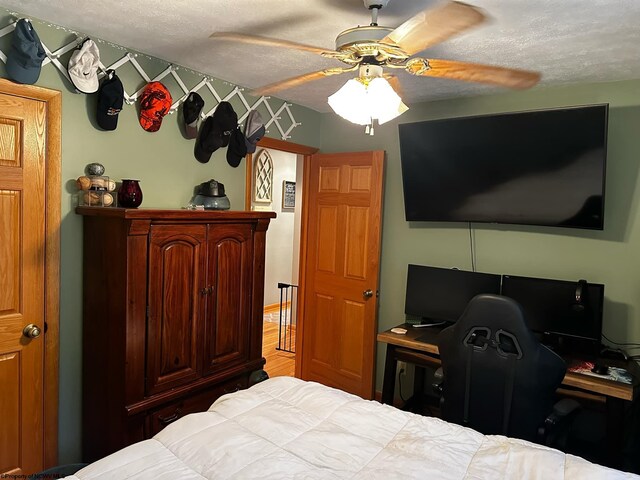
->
(406, 58), (541, 89)
(382, 1), (486, 55)
(210, 32), (339, 57)
(251, 67), (357, 96)
(384, 74), (405, 99)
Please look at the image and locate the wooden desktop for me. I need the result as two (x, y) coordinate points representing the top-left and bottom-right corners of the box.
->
(378, 323), (638, 469)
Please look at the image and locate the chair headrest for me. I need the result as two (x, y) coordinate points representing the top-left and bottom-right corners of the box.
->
(450, 294), (540, 354)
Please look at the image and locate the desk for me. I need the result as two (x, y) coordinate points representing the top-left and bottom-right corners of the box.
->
(378, 323), (639, 469)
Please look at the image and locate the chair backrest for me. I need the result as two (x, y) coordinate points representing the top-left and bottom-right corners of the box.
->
(437, 294), (566, 442)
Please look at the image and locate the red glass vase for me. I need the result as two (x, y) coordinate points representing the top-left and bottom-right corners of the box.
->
(118, 179), (143, 208)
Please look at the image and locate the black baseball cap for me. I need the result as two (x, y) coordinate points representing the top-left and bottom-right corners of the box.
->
(6, 19), (46, 85)
(227, 127), (248, 168)
(194, 101), (237, 163)
(96, 70), (124, 131)
(183, 92), (204, 139)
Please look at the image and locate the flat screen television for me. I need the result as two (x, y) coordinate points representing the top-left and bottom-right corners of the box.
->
(405, 264), (501, 324)
(399, 104), (608, 229)
(501, 274), (604, 353)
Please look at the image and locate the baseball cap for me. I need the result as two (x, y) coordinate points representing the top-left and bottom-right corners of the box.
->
(139, 82), (173, 132)
(243, 110), (265, 154)
(68, 39), (101, 94)
(227, 127), (247, 168)
(96, 70), (124, 131)
(6, 19), (46, 85)
(194, 101), (238, 163)
(183, 92), (205, 139)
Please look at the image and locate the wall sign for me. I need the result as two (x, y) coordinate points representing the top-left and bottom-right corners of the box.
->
(282, 180), (295, 211)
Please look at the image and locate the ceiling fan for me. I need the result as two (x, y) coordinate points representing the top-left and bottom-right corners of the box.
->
(210, 0), (541, 99)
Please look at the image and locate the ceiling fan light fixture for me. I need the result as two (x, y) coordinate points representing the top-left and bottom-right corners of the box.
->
(328, 75), (408, 128)
(367, 77), (408, 124)
(328, 78), (372, 125)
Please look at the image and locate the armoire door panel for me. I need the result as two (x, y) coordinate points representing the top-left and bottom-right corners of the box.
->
(147, 225), (207, 395)
(211, 241), (242, 355)
(203, 224), (253, 374)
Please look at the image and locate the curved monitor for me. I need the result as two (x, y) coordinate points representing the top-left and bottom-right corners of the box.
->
(405, 264), (501, 323)
(501, 274), (604, 343)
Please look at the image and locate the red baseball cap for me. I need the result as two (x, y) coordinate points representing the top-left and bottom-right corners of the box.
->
(139, 82), (172, 132)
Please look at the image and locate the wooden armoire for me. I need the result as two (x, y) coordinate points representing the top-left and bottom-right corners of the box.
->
(77, 207), (275, 461)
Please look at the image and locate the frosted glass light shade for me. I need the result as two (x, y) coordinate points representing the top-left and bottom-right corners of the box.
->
(328, 76), (408, 126)
(327, 79), (371, 125)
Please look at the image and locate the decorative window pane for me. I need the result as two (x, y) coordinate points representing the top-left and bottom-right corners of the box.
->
(253, 149), (273, 203)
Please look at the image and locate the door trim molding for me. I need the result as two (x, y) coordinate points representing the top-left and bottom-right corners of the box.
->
(0, 79), (61, 468)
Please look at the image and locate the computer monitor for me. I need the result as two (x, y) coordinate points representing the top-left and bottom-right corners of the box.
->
(501, 275), (604, 347)
(404, 264), (502, 323)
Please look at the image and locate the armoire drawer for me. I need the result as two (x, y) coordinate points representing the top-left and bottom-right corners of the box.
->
(145, 375), (248, 437)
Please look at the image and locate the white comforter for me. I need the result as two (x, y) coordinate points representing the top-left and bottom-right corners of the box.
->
(66, 376), (636, 479)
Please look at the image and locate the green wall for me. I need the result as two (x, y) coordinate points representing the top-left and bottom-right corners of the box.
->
(0, 11), (321, 464)
(317, 79), (640, 393)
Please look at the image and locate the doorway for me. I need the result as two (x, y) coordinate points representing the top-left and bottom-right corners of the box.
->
(245, 138), (317, 379)
(256, 149), (301, 378)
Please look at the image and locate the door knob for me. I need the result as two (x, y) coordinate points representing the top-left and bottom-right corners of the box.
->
(23, 324), (42, 339)
(363, 289), (374, 299)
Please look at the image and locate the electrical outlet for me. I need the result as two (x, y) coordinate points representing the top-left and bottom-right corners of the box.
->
(398, 361), (407, 374)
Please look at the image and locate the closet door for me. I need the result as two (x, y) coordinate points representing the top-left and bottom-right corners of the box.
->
(203, 223), (253, 375)
(0, 92), (47, 475)
(146, 225), (207, 395)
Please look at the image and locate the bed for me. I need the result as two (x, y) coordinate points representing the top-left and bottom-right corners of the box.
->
(64, 376), (636, 479)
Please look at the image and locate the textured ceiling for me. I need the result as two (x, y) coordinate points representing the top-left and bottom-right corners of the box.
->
(1, 0), (639, 112)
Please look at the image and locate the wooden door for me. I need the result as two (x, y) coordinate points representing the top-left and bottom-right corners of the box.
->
(203, 223), (253, 375)
(300, 151), (385, 399)
(0, 93), (47, 474)
(147, 225), (207, 395)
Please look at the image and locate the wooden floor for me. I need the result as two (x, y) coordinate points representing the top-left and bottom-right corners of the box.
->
(262, 321), (296, 378)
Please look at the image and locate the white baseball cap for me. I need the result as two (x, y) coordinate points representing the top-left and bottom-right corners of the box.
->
(68, 39), (101, 94)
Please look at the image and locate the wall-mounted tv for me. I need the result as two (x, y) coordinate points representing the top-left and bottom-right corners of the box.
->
(399, 104), (608, 229)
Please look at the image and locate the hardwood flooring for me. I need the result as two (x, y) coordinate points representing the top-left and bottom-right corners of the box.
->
(262, 320), (296, 378)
